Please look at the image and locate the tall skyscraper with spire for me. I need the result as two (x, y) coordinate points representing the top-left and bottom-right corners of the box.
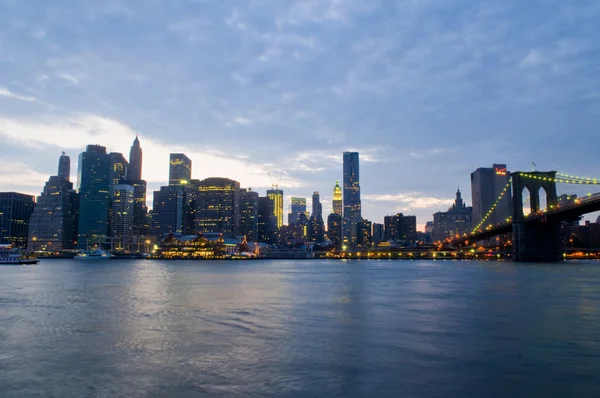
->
(342, 152), (361, 245)
(332, 180), (342, 215)
(128, 135), (143, 181)
(58, 151), (70, 181)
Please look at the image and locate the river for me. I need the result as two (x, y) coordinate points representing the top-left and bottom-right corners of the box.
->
(1, 259), (599, 396)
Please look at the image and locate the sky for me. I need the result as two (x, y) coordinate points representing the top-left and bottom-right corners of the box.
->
(1, 0), (600, 229)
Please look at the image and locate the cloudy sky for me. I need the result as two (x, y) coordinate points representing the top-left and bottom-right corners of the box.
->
(1, 0), (599, 229)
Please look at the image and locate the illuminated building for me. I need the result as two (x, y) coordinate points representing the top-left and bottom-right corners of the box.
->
(155, 232), (226, 259)
(332, 180), (342, 216)
(77, 145), (111, 249)
(343, 152), (361, 245)
(0, 192), (35, 249)
(169, 153), (192, 186)
(127, 135), (142, 181)
(239, 188), (259, 242)
(327, 213), (342, 247)
(471, 164), (512, 229)
(372, 223), (384, 246)
(384, 213), (417, 243)
(267, 187), (284, 228)
(152, 185), (185, 239)
(357, 219), (372, 247)
(258, 196), (277, 244)
(195, 178), (240, 238)
(58, 151), (70, 181)
(111, 184), (135, 250)
(109, 152), (128, 193)
(28, 153), (77, 251)
(309, 215), (324, 242)
(432, 188), (473, 242)
(289, 197), (306, 225)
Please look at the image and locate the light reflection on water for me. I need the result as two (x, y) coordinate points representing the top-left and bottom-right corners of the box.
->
(1, 259), (599, 396)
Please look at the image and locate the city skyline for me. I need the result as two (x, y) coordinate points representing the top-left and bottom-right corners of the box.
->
(1, 1), (600, 228)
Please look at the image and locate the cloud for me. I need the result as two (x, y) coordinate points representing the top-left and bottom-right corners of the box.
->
(363, 193), (454, 209)
(55, 73), (80, 85)
(0, 87), (37, 102)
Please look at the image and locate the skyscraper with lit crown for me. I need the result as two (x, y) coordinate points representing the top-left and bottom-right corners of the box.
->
(332, 180), (342, 216)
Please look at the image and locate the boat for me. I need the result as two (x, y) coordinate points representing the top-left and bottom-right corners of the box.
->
(74, 249), (112, 260)
(0, 244), (39, 265)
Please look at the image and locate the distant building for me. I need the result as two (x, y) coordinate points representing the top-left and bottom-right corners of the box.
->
(239, 188), (259, 242)
(258, 196), (277, 244)
(471, 164), (511, 229)
(28, 154), (77, 251)
(111, 184), (135, 250)
(267, 188), (284, 229)
(372, 223), (384, 245)
(309, 215), (324, 243)
(312, 192), (322, 219)
(0, 192), (35, 248)
(432, 188), (473, 242)
(195, 178), (240, 238)
(77, 145), (111, 249)
(169, 153), (192, 186)
(357, 219), (372, 247)
(289, 197), (307, 225)
(152, 185), (185, 239)
(332, 180), (342, 216)
(109, 152), (128, 193)
(425, 221), (434, 234)
(384, 213), (417, 243)
(127, 135), (143, 181)
(343, 152), (361, 245)
(58, 151), (70, 181)
(327, 213), (342, 247)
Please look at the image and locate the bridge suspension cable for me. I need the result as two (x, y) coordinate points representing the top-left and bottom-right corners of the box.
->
(518, 173), (600, 185)
(471, 180), (512, 234)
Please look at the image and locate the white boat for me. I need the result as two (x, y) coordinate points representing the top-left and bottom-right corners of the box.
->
(74, 249), (112, 260)
(0, 244), (39, 265)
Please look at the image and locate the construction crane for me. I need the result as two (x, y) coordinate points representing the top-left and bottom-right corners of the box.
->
(267, 171), (284, 189)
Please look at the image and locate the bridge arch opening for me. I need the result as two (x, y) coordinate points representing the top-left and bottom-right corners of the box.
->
(539, 186), (548, 212)
(522, 187), (532, 216)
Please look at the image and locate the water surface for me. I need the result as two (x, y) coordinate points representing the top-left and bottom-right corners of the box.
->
(1, 259), (599, 397)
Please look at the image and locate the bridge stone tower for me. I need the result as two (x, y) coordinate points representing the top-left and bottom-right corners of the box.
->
(511, 171), (561, 262)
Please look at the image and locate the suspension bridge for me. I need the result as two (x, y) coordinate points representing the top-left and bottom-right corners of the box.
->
(445, 171), (600, 262)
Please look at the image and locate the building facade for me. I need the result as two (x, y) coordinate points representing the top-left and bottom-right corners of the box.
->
(28, 176), (77, 252)
(239, 188), (259, 242)
(111, 184), (135, 250)
(195, 178), (240, 238)
(169, 153), (192, 186)
(0, 192), (35, 248)
(152, 185), (185, 239)
(258, 196), (277, 244)
(58, 151), (70, 181)
(77, 145), (111, 249)
(267, 188), (284, 229)
(289, 197), (306, 225)
(357, 219), (372, 247)
(109, 152), (128, 193)
(372, 223), (384, 246)
(327, 213), (342, 247)
(343, 152), (361, 245)
(471, 164), (512, 229)
(432, 188), (473, 242)
(127, 135), (143, 181)
(384, 213), (418, 243)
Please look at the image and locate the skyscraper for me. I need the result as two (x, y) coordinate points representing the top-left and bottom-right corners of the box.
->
(289, 197), (307, 225)
(28, 153), (77, 251)
(372, 223), (384, 246)
(152, 185), (185, 239)
(111, 184), (135, 250)
(327, 213), (342, 247)
(471, 164), (512, 229)
(342, 152), (361, 245)
(109, 152), (128, 193)
(0, 192), (35, 248)
(239, 188), (259, 242)
(128, 135), (143, 181)
(258, 196), (277, 244)
(267, 187), (284, 228)
(77, 145), (111, 249)
(312, 192), (322, 219)
(195, 178), (240, 238)
(357, 219), (372, 246)
(58, 151), (70, 181)
(169, 153), (192, 186)
(384, 213), (418, 243)
(432, 188), (473, 242)
(332, 180), (342, 216)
